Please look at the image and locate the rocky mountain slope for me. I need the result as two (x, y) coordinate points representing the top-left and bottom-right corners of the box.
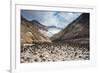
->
(50, 13), (89, 48)
(21, 16), (51, 45)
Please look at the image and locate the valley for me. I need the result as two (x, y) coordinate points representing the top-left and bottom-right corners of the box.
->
(20, 13), (90, 63)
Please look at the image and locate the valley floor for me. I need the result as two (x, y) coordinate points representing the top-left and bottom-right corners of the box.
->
(21, 43), (89, 63)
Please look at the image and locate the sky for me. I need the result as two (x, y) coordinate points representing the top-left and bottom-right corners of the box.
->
(21, 10), (82, 37)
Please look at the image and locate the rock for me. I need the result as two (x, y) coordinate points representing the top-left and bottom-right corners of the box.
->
(21, 43), (89, 63)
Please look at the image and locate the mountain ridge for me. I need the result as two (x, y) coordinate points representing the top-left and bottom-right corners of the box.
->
(21, 16), (51, 45)
(50, 13), (89, 48)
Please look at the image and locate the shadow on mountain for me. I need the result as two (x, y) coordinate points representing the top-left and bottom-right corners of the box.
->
(50, 13), (89, 49)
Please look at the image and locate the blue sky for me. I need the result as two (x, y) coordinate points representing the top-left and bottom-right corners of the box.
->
(21, 10), (82, 36)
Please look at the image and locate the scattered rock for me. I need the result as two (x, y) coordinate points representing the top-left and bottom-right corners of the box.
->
(21, 43), (89, 63)
(34, 58), (38, 62)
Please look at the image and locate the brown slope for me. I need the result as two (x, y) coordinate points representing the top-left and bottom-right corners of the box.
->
(21, 16), (51, 45)
(50, 13), (89, 47)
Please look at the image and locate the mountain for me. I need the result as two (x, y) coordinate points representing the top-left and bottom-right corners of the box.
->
(31, 20), (48, 31)
(46, 25), (63, 37)
(50, 13), (89, 47)
(21, 16), (51, 45)
(47, 25), (63, 29)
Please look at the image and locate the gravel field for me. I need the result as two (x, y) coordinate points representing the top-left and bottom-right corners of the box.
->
(21, 43), (89, 63)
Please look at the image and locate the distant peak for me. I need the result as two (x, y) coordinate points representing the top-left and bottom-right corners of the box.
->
(31, 20), (48, 31)
(47, 25), (63, 29)
(31, 20), (41, 24)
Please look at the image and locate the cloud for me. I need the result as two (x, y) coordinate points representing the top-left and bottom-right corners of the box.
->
(54, 12), (81, 28)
